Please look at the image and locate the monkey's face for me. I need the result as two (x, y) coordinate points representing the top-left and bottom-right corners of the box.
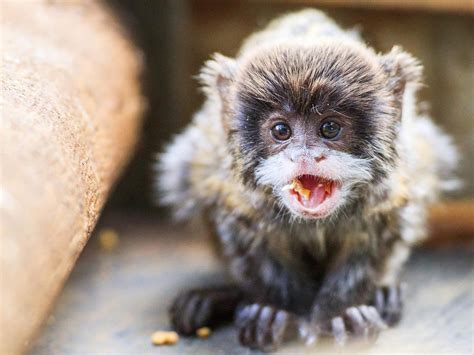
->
(250, 111), (374, 220)
(230, 43), (400, 220)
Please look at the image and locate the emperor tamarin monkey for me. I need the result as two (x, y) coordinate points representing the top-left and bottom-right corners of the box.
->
(156, 9), (458, 351)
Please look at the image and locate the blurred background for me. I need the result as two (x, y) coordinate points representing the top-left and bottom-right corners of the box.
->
(109, 0), (474, 212)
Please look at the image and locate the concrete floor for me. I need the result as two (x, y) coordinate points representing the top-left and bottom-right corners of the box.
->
(31, 212), (474, 354)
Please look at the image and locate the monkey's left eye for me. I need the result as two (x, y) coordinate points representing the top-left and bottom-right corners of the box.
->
(320, 121), (341, 140)
(271, 123), (292, 141)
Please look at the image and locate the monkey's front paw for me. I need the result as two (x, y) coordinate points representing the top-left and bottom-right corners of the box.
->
(327, 305), (387, 346)
(235, 303), (298, 352)
(374, 284), (404, 326)
(170, 287), (241, 335)
(170, 289), (214, 335)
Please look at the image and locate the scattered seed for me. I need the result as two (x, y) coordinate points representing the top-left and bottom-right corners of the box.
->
(151, 331), (179, 345)
(196, 327), (211, 338)
(98, 228), (119, 251)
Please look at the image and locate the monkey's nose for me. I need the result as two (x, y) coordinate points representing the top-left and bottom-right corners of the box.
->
(288, 153), (326, 163)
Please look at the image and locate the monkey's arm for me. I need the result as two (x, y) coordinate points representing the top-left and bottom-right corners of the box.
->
(310, 247), (387, 344)
(312, 248), (376, 320)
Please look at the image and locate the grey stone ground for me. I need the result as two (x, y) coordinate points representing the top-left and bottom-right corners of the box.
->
(31, 213), (474, 354)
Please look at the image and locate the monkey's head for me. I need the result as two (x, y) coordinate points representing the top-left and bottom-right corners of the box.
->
(201, 41), (421, 220)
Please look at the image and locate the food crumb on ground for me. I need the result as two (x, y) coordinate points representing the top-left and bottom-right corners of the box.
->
(151, 331), (179, 346)
(98, 228), (119, 251)
(196, 327), (211, 338)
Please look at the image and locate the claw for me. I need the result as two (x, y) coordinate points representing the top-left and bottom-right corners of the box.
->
(325, 304), (387, 345)
(331, 316), (347, 346)
(235, 303), (300, 351)
(372, 285), (404, 326)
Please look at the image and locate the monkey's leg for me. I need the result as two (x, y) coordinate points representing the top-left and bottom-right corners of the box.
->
(373, 284), (404, 326)
(235, 303), (315, 352)
(169, 285), (242, 335)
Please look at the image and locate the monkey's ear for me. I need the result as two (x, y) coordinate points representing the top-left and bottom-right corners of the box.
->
(379, 46), (423, 110)
(199, 53), (236, 101)
(198, 53), (237, 132)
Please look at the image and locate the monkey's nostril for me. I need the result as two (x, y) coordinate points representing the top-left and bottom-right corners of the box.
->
(315, 156), (326, 163)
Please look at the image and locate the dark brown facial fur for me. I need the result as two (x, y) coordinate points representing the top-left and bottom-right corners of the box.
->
(231, 43), (398, 188)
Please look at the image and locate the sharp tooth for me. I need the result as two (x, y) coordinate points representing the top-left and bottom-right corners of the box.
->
(325, 183), (332, 194)
(282, 180), (297, 191)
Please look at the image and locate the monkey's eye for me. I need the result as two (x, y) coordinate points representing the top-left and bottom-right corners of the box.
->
(320, 121), (341, 140)
(271, 123), (292, 141)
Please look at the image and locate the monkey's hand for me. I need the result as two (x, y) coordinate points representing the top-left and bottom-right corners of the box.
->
(308, 248), (392, 346)
(169, 286), (242, 335)
(316, 304), (387, 346)
(235, 303), (319, 351)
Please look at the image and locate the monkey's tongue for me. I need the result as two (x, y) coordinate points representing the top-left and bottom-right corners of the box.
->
(284, 175), (332, 208)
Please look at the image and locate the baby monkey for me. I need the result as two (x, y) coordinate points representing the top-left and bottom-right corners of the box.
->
(157, 9), (458, 351)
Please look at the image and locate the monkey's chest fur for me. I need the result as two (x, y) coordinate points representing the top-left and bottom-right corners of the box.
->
(209, 208), (393, 316)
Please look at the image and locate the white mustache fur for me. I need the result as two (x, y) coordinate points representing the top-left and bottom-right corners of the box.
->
(255, 150), (373, 189)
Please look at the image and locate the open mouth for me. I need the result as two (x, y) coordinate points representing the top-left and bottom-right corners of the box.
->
(281, 174), (340, 217)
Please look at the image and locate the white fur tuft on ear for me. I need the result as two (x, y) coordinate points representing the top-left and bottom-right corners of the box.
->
(198, 53), (237, 98)
(198, 53), (237, 132)
(379, 46), (423, 96)
(379, 46), (423, 120)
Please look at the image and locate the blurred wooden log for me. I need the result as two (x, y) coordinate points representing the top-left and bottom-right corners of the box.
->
(0, 2), (144, 354)
(426, 200), (474, 248)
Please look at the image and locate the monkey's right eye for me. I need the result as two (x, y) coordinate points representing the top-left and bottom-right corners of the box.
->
(271, 123), (292, 141)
